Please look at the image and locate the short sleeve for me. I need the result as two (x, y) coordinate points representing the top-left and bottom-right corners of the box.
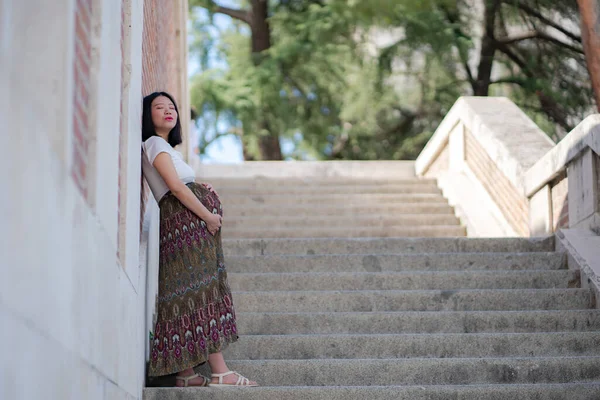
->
(144, 136), (172, 165)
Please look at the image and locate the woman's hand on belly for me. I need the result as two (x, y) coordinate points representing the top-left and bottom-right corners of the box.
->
(201, 182), (219, 197)
(204, 212), (222, 235)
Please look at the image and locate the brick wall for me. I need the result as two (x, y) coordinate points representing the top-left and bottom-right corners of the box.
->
(140, 0), (183, 226)
(72, 0), (93, 199)
(142, 0), (179, 97)
(465, 129), (530, 236)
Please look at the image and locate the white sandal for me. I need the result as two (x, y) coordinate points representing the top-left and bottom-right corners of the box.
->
(209, 371), (258, 387)
(175, 373), (210, 387)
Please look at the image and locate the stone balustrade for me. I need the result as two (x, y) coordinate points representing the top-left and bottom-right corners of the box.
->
(416, 96), (600, 299)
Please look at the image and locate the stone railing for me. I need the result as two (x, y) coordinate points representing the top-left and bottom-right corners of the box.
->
(524, 114), (600, 298)
(415, 96), (555, 237)
(525, 115), (600, 234)
(416, 96), (600, 297)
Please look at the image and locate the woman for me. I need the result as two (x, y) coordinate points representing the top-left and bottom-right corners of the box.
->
(142, 92), (257, 388)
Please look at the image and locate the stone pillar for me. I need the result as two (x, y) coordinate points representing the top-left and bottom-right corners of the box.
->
(568, 148), (600, 230)
(529, 185), (553, 235)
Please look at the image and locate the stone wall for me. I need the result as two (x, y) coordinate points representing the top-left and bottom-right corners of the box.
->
(464, 129), (529, 236)
(416, 97), (554, 237)
(0, 1), (186, 399)
(425, 145), (450, 177)
(551, 177), (569, 231)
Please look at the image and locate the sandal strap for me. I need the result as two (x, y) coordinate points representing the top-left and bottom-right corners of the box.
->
(175, 373), (199, 387)
(211, 370), (235, 385)
(211, 371), (253, 386)
(236, 374), (249, 386)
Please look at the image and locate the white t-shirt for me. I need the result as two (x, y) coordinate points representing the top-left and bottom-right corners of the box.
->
(142, 136), (196, 202)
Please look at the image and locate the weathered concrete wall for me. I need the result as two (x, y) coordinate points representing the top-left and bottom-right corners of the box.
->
(0, 0), (159, 399)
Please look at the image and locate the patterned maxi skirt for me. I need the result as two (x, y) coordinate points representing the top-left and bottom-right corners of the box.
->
(148, 182), (238, 377)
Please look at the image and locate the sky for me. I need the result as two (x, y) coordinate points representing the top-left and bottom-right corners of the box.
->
(187, 4), (244, 164)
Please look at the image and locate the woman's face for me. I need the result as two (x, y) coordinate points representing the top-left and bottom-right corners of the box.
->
(151, 96), (177, 134)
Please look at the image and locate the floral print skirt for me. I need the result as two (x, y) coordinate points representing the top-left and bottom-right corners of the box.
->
(148, 182), (238, 377)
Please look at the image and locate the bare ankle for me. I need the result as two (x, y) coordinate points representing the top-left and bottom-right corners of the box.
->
(177, 368), (195, 376)
(210, 368), (230, 375)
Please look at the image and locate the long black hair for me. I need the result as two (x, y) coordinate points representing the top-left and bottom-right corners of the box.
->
(142, 91), (183, 147)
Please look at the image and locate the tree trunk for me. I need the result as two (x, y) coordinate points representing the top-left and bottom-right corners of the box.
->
(250, 0), (283, 160)
(578, 0), (600, 111)
(474, 0), (501, 96)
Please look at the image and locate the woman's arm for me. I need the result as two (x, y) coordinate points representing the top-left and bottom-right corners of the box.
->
(153, 153), (222, 234)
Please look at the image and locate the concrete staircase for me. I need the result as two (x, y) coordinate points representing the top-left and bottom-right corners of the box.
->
(144, 164), (600, 399)
(214, 175), (466, 239)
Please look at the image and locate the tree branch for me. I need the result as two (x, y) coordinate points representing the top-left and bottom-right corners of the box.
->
(215, 4), (251, 24)
(440, 6), (476, 91)
(499, 30), (584, 54)
(191, 0), (251, 24)
(490, 77), (527, 86)
(513, 1), (581, 43)
(495, 39), (530, 71)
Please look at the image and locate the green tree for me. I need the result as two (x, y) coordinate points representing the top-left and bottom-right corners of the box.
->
(189, 0), (595, 161)
(189, 0), (283, 160)
(344, 0), (593, 139)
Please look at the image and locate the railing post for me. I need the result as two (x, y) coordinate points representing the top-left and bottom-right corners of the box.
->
(568, 149), (600, 230)
(529, 185), (553, 236)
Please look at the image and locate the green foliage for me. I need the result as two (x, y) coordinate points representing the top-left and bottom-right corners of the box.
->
(189, 0), (594, 161)
(345, 0), (592, 137)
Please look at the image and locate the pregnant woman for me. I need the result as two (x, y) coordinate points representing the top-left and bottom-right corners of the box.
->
(142, 91), (257, 388)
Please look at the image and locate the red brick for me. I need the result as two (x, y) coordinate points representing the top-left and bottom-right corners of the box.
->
(72, 144), (87, 183)
(75, 42), (91, 75)
(73, 115), (87, 147)
(139, 0), (182, 230)
(465, 130), (529, 236)
(71, 0), (93, 200)
(78, 0), (93, 23)
(75, 13), (90, 52)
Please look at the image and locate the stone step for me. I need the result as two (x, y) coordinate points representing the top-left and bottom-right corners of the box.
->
(195, 160), (417, 179)
(228, 270), (579, 291)
(224, 214), (461, 230)
(213, 357), (600, 386)
(223, 225), (467, 239)
(236, 310), (600, 335)
(144, 383), (600, 400)
(220, 193), (450, 206)
(233, 288), (593, 313)
(224, 203), (456, 217)
(222, 237), (556, 256)
(209, 177), (437, 188)
(216, 183), (442, 196)
(223, 332), (600, 360)
(226, 253), (565, 273)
